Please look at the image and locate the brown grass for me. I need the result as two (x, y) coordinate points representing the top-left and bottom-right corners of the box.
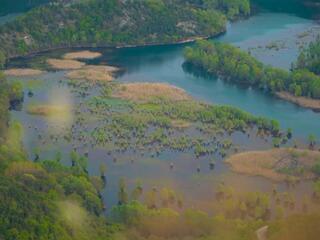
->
(226, 148), (320, 181)
(27, 104), (69, 116)
(112, 82), (191, 103)
(66, 65), (119, 82)
(276, 92), (320, 111)
(47, 58), (85, 70)
(171, 119), (191, 128)
(63, 50), (102, 60)
(4, 68), (45, 76)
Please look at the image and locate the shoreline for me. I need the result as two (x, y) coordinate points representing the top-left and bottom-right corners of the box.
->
(276, 92), (320, 112)
(5, 34), (219, 63)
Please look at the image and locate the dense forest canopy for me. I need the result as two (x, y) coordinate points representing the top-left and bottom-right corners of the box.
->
(0, 0), (251, 65)
(296, 36), (320, 75)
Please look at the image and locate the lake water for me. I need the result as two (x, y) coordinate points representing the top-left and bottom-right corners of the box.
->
(83, 11), (320, 140)
(6, 7), (320, 210)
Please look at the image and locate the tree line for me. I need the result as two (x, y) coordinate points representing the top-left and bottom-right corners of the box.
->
(184, 40), (320, 99)
(0, 0), (251, 67)
(295, 35), (320, 76)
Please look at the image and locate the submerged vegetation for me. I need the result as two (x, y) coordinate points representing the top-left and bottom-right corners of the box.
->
(184, 40), (320, 103)
(2, 32), (320, 240)
(67, 81), (281, 160)
(0, 73), (114, 240)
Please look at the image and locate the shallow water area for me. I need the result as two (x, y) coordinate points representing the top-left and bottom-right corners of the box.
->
(7, 10), (320, 211)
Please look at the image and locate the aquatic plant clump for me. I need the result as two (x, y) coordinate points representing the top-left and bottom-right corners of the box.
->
(67, 65), (119, 82)
(112, 82), (191, 103)
(47, 58), (85, 70)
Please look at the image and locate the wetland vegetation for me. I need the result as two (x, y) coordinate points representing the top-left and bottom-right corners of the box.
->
(72, 81), (280, 157)
(1, 0), (320, 239)
(5, 54), (320, 239)
(226, 148), (320, 181)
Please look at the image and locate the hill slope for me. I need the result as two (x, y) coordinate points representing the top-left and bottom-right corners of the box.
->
(0, 0), (250, 63)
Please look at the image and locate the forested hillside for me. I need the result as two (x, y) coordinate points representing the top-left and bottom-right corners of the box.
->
(0, 0), (250, 64)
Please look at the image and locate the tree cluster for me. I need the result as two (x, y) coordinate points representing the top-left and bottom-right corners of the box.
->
(184, 40), (320, 99)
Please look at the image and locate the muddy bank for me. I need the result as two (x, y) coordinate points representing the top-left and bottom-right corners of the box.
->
(276, 92), (320, 112)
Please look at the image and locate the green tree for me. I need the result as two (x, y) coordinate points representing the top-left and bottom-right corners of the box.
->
(118, 178), (128, 205)
(131, 180), (143, 201)
(0, 50), (5, 69)
(99, 162), (107, 183)
(308, 134), (316, 148)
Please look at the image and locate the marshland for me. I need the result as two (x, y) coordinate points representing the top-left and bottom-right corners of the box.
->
(2, 0), (320, 239)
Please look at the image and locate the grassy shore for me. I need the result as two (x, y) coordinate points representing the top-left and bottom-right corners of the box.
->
(4, 68), (45, 76)
(226, 148), (320, 181)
